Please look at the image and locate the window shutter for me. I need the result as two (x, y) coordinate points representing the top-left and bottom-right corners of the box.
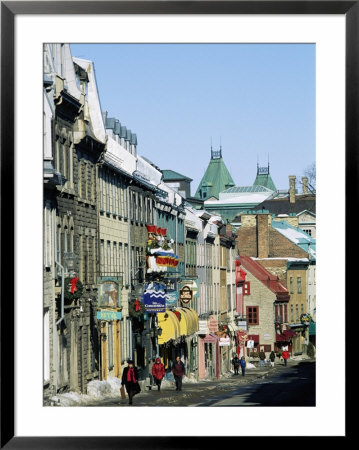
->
(243, 281), (251, 295)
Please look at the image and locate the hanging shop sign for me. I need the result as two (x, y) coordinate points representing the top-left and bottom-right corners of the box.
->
(219, 337), (231, 346)
(145, 225), (179, 274)
(165, 290), (178, 307)
(198, 320), (209, 335)
(208, 315), (219, 333)
(97, 309), (122, 321)
(142, 282), (166, 313)
(179, 279), (199, 298)
(246, 339), (254, 348)
(179, 286), (193, 304)
(236, 320), (247, 330)
(97, 277), (121, 308)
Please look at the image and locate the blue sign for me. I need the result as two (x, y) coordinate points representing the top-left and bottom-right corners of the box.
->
(142, 282), (166, 313)
(97, 309), (122, 321)
(166, 290), (178, 306)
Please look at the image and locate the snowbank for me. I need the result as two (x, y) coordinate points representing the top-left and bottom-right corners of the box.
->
(51, 377), (123, 406)
(246, 362), (257, 369)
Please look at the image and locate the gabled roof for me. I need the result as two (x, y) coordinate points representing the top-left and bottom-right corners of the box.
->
(240, 255), (290, 301)
(162, 169), (193, 182)
(271, 220), (316, 260)
(195, 149), (235, 200)
(247, 194), (316, 216)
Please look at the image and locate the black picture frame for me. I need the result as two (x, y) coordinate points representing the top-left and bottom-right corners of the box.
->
(1, 1), (351, 447)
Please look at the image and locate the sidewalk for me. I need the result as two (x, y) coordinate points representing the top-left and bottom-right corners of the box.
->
(52, 355), (313, 406)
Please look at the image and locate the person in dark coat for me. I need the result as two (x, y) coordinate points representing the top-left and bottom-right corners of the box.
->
(259, 350), (266, 367)
(269, 351), (276, 367)
(172, 356), (185, 391)
(232, 355), (240, 375)
(152, 357), (165, 391)
(121, 360), (141, 405)
(240, 356), (246, 376)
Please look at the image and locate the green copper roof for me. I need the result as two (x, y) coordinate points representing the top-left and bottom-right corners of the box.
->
(162, 169), (193, 182)
(253, 164), (277, 191)
(195, 149), (235, 200)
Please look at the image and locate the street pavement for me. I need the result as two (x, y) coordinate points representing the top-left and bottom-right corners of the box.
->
(86, 357), (315, 407)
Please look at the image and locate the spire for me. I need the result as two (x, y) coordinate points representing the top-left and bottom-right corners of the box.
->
(253, 158), (277, 191)
(195, 145), (235, 200)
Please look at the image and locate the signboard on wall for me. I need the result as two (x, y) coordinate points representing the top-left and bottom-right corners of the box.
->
(165, 290), (178, 307)
(179, 286), (193, 304)
(198, 320), (209, 335)
(219, 337), (230, 346)
(97, 277), (121, 308)
(247, 340), (254, 348)
(97, 309), (122, 321)
(142, 282), (166, 313)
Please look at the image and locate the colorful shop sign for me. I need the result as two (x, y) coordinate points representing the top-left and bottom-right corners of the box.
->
(179, 279), (199, 298)
(97, 309), (122, 321)
(165, 290), (178, 306)
(97, 277), (121, 308)
(179, 286), (193, 304)
(142, 282), (166, 313)
(219, 337), (231, 346)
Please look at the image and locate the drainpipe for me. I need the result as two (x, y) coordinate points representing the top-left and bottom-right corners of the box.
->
(127, 183), (133, 359)
(53, 211), (65, 396)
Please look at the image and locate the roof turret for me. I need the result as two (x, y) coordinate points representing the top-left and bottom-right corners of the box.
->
(195, 147), (235, 200)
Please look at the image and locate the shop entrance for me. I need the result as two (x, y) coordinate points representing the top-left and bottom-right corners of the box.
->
(204, 342), (215, 379)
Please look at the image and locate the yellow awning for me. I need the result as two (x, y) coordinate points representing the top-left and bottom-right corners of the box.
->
(157, 310), (180, 345)
(175, 307), (199, 336)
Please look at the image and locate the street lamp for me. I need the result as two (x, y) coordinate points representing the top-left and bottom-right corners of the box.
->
(62, 252), (77, 277)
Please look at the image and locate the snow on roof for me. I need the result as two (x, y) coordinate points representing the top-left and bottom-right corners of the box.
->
(105, 137), (136, 175)
(205, 192), (273, 205)
(272, 220), (316, 259)
(137, 155), (162, 186)
(72, 57), (106, 143)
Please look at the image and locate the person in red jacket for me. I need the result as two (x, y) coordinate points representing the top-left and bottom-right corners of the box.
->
(282, 350), (290, 366)
(152, 357), (165, 391)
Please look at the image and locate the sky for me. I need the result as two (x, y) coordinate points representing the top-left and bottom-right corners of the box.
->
(70, 43), (315, 194)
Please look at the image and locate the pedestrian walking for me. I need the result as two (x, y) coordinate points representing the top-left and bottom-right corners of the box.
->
(269, 351), (276, 367)
(282, 350), (290, 366)
(121, 360), (141, 405)
(259, 350), (266, 367)
(172, 355), (185, 391)
(232, 355), (240, 375)
(152, 357), (165, 391)
(148, 358), (155, 388)
(240, 356), (246, 376)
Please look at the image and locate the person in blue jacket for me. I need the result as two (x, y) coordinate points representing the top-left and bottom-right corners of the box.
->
(240, 356), (246, 376)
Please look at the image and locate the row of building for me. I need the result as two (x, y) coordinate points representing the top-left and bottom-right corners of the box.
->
(43, 44), (316, 400)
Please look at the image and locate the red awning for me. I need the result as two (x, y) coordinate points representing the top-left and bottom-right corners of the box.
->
(275, 334), (289, 342)
(276, 329), (297, 342)
(247, 334), (259, 343)
(283, 329), (297, 338)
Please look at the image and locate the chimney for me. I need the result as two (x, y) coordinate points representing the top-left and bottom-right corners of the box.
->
(256, 213), (270, 258)
(302, 177), (308, 194)
(289, 175), (296, 204)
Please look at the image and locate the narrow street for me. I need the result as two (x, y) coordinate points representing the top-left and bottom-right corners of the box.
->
(84, 358), (315, 407)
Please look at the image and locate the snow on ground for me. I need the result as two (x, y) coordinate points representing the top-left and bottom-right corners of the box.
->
(246, 362), (257, 369)
(50, 357), (308, 406)
(51, 376), (123, 406)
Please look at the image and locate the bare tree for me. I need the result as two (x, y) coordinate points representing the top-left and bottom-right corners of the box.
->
(296, 162), (316, 193)
(304, 162), (316, 192)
